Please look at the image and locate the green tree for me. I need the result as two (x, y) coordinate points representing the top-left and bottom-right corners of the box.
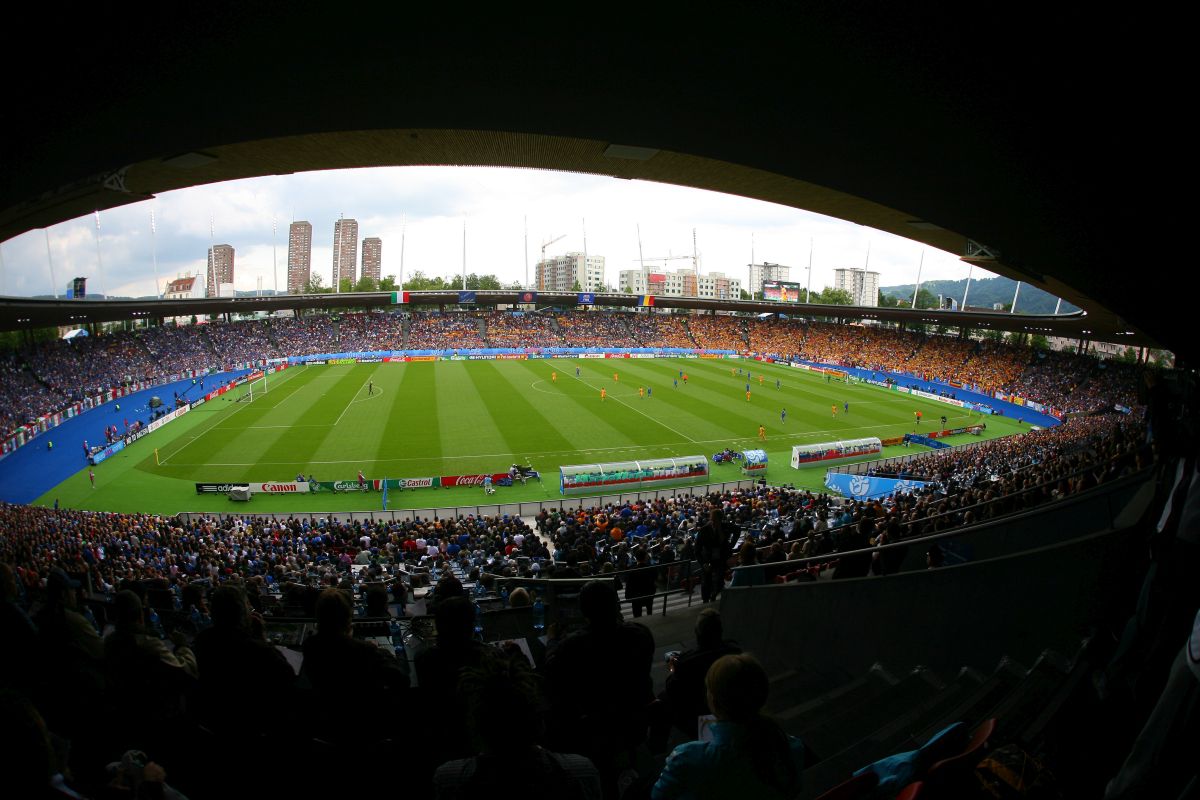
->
(571, 280), (583, 292)
(877, 290), (900, 308)
(353, 276), (379, 293)
(814, 287), (853, 305)
(302, 274), (328, 294)
(1118, 347), (1138, 363)
(913, 288), (939, 309)
(1030, 334), (1050, 350)
(338, 277), (353, 294)
(379, 275), (398, 292)
(739, 289), (751, 300)
(983, 328), (1004, 343)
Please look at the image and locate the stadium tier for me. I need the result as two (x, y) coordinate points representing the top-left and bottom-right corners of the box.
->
(1, 311), (1144, 449)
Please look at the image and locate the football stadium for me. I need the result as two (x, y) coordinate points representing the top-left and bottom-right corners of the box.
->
(0, 10), (1193, 800)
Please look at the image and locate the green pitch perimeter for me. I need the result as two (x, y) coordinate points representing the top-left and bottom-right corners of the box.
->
(36, 358), (1028, 514)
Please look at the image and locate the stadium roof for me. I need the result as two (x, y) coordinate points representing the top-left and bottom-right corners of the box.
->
(0, 9), (1186, 360)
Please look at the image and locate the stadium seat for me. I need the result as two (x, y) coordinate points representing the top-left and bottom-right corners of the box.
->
(814, 769), (880, 800)
(919, 717), (995, 796)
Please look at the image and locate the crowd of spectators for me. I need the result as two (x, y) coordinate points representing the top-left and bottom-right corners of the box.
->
(0, 391), (1155, 796)
(333, 311), (406, 352)
(745, 317), (807, 359)
(0, 311), (1154, 443)
(0, 351), (67, 436)
(686, 314), (747, 350)
(26, 332), (160, 399)
(627, 313), (695, 348)
(406, 312), (488, 350)
(138, 324), (216, 375)
(269, 314), (337, 356)
(484, 311), (563, 348)
(1003, 349), (1141, 413)
(554, 311), (641, 348)
(203, 320), (282, 364)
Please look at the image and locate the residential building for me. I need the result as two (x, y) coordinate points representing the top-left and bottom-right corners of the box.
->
(618, 268), (741, 299)
(332, 217), (359, 289)
(748, 261), (791, 296)
(163, 274), (204, 300)
(287, 221), (312, 293)
(535, 252), (605, 292)
(361, 236), (382, 283)
(833, 267), (880, 307)
(206, 244), (234, 298)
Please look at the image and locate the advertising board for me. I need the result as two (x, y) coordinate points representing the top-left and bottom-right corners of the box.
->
(249, 482), (311, 494)
(195, 482), (250, 494)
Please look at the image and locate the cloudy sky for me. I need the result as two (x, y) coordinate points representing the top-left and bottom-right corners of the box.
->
(0, 167), (995, 299)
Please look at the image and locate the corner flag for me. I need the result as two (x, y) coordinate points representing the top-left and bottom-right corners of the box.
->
(382, 478), (388, 510)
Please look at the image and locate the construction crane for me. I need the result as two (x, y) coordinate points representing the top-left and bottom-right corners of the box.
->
(631, 254), (698, 295)
(537, 234), (567, 291)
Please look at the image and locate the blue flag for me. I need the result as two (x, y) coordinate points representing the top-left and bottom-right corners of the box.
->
(382, 478), (388, 510)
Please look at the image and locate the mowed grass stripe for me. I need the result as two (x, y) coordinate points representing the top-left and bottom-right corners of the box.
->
(155, 364), (314, 470)
(247, 365), (376, 474)
(511, 360), (651, 450)
(463, 361), (580, 461)
(400, 362), (444, 472)
(569, 362), (697, 447)
(376, 364), (432, 475)
(437, 362), (522, 465)
(586, 359), (766, 441)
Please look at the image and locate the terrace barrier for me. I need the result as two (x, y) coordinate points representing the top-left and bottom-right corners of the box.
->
(176, 478), (762, 525)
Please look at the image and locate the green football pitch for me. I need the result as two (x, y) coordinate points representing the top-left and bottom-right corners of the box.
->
(37, 358), (1026, 514)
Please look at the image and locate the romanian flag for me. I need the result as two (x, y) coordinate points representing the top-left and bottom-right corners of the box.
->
(391, 291), (410, 304)
(638, 295), (655, 307)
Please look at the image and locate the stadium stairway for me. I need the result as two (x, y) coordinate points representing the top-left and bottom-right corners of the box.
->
(782, 644), (1093, 798)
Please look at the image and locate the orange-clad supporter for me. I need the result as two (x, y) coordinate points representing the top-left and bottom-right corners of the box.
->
(687, 314), (748, 351)
(626, 314), (694, 348)
(483, 311), (564, 348)
(405, 312), (490, 350)
(554, 311), (642, 348)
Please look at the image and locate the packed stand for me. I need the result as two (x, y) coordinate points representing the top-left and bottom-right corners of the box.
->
(626, 312), (695, 348)
(0, 405), (1153, 797)
(686, 314), (747, 351)
(268, 314), (337, 356)
(138, 324), (216, 375)
(746, 317), (807, 359)
(332, 311), (406, 352)
(484, 311), (563, 348)
(554, 310), (641, 348)
(26, 332), (161, 398)
(0, 352), (67, 436)
(203, 320), (282, 365)
(405, 312), (488, 350)
(954, 338), (1029, 393)
(1004, 350), (1142, 414)
(799, 322), (920, 370)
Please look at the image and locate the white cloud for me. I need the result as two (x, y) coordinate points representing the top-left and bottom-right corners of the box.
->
(0, 166), (998, 299)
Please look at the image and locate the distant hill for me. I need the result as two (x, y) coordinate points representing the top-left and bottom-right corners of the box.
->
(881, 276), (1079, 314)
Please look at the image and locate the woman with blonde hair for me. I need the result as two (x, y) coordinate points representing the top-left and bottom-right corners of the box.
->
(652, 653), (803, 799)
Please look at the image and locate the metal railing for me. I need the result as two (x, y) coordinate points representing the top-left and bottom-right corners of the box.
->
(176, 479), (759, 525)
(727, 460), (1153, 581)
